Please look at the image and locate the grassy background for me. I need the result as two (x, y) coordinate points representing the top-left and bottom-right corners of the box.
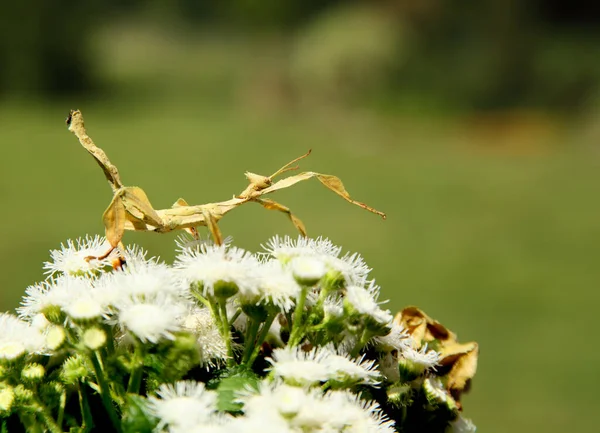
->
(1, 28), (600, 433)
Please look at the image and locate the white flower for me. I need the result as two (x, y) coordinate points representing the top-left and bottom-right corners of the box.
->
(250, 261), (301, 312)
(345, 281), (393, 326)
(147, 381), (218, 431)
(0, 313), (45, 361)
(447, 415), (477, 433)
(18, 276), (95, 321)
(96, 261), (184, 306)
(289, 256), (327, 285)
(115, 294), (184, 343)
(181, 307), (227, 367)
(175, 233), (233, 255)
(43, 235), (115, 277)
(118, 244), (160, 269)
(323, 347), (380, 386)
(374, 322), (411, 353)
(171, 414), (235, 433)
(237, 382), (304, 433)
(323, 296), (344, 318)
(323, 252), (372, 285)
(401, 343), (440, 370)
(267, 345), (331, 386)
(319, 391), (395, 433)
(63, 293), (105, 321)
(262, 235), (342, 261)
(239, 381), (393, 433)
(175, 243), (259, 298)
(30, 314), (51, 331)
(263, 236), (371, 284)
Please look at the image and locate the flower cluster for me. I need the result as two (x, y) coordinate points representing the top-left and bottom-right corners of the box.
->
(0, 235), (477, 432)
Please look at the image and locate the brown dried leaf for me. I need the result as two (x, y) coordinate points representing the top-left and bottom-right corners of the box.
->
(446, 343), (478, 398)
(102, 195), (126, 247)
(394, 306), (456, 345)
(256, 198), (307, 237)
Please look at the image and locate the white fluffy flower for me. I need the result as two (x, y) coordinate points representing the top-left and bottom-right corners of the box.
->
(262, 235), (342, 261)
(242, 382), (394, 433)
(448, 415), (477, 433)
(289, 256), (327, 284)
(267, 344), (379, 386)
(115, 294), (184, 343)
(401, 343), (441, 370)
(317, 391), (395, 433)
(147, 381), (218, 431)
(345, 281), (393, 326)
(0, 313), (45, 360)
(180, 307), (227, 367)
(250, 261), (301, 312)
(43, 235), (115, 276)
(175, 243), (259, 298)
(18, 276), (96, 321)
(267, 345), (331, 386)
(62, 293), (105, 321)
(117, 244), (160, 269)
(323, 348), (380, 386)
(263, 236), (371, 284)
(375, 322), (411, 353)
(238, 383), (305, 433)
(96, 261), (184, 306)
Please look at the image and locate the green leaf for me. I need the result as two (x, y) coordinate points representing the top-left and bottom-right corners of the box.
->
(121, 395), (157, 433)
(213, 367), (260, 413)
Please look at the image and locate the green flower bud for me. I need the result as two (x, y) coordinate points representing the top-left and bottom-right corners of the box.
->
(82, 328), (107, 350)
(242, 303), (269, 322)
(21, 363), (45, 382)
(386, 383), (412, 407)
(0, 385), (15, 414)
(46, 325), (66, 351)
(213, 280), (239, 300)
(423, 377), (459, 413)
(60, 355), (90, 384)
(41, 305), (65, 325)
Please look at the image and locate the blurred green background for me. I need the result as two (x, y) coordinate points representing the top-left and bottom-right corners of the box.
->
(1, 1), (600, 431)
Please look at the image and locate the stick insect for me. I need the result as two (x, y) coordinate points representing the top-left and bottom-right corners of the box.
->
(65, 109), (386, 261)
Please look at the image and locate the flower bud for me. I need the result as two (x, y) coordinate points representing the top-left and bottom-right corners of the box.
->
(0, 386), (15, 414)
(21, 363), (45, 382)
(82, 328), (107, 350)
(46, 326), (66, 351)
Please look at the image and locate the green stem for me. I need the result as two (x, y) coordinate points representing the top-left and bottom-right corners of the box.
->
(241, 319), (261, 365)
(191, 290), (211, 309)
(218, 301), (234, 366)
(127, 342), (145, 394)
(229, 307), (242, 327)
(90, 351), (122, 433)
(247, 314), (276, 367)
(57, 388), (67, 429)
(289, 286), (309, 346)
(104, 325), (115, 356)
(29, 400), (62, 433)
(350, 329), (373, 358)
(78, 382), (93, 432)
